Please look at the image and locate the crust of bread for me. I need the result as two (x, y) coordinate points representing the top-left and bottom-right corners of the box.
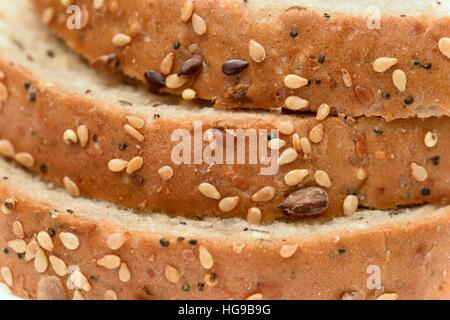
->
(0, 58), (449, 222)
(1, 164), (450, 300)
(33, 0), (450, 120)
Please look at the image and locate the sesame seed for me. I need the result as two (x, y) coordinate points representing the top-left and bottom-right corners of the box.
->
(77, 125), (89, 148)
(104, 290), (118, 300)
(247, 207), (262, 225)
(63, 177), (80, 197)
(1, 198), (16, 215)
(25, 240), (39, 262)
(341, 69), (353, 87)
(251, 186), (276, 202)
(126, 115), (146, 130)
(37, 231), (54, 252)
(97, 255), (121, 269)
(309, 124), (324, 144)
(160, 52), (175, 75)
(34, 249), (48, 273)
(316, 103), (331, 120)
(192, 14), (207, 35)
(314, 170), (332, 188)
(70, 270), (91, 291)
(199, 245), (214, 269)
(284, 96), (309, 111)
(73, 290), (85, 300)
(12, 221), (24, 239)
(373, 57), (398, 73)
(158, 166), (174, 181)
(246, 293), (263, 300)
(14, 152), (34, 168)
(182, 88), (197, 101)
(392, 69), (407, 92)
(59, 232), (80, 250)
(274, 121), (295, 135)
(7, 239), (26, 254)
(356, 168), (367, 181)
(107, 233), (128, 250)
(198, 183), (221, 200)
(126, 156), (144, 174)
(112, 33), (132, 47)
(424, 132), (438, 148)
(284, 169), (309, 186)
(49, 255), (68, 276)
(165, 265), (180, 284)
(280, 244), (298, 258)
(41, 7), (54, 24)
(410, 163), (428, 182)
(93, 0), (105, 9)
(376, 293), (399, 300)
(119, 263), (131, 283)
(165, 74), (189, 89)
(343, 195), (359, 216)
(218, 197), (239, 213)
(181, 0), (194, 22)
(438, 37), (450, 59)
(0, 139), (15, 158)
(284, 74), (308, 89)
(63, 129), (78, 145)
(277, 148), (298, 165)
(124, 124), (145, 142)
(0, 267), (13, 287)
(249, 40), (266, 63)
(268, 138), (286, 150)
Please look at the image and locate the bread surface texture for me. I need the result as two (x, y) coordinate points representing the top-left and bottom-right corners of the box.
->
(32, 0), (450, 120)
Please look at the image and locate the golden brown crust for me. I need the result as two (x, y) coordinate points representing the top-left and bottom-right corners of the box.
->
(33, 0), (450, 120)
(1, 177), (450, 300)
(0, 59), (449, 222)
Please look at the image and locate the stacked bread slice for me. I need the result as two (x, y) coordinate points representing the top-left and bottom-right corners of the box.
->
(0, 0), (449, 299)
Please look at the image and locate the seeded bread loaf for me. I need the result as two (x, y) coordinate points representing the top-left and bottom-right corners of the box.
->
(0, 0), (449, 222)
(33, 0), (450, 120)
(1, 159), (450, 300)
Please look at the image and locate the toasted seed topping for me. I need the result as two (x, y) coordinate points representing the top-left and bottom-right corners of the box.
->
(232, 243), (245, 254)
(392, 69), (407, 92)
(424, 132), (438, 148)
(0, 139), (15, 157)
(192, 13), (207, 35)
(340, 291), (367, 300)
(49, 256), (68, 277)
(291, 133), (301, 152)
(70, 270), (91, 291)
(63, 177), (80, 197)
(277, 148), (298, 166)
(12, 221), (24, 239)
(182, 88), (197, 101)
(268, 138), (286, 150)
(1, 198), (16, 215)
(341, 68), (353, 87)
(438, 37), (450, 59)
(377, 293), (399, 300)
(104, 289), (118, 300)
(59, 232), (80, 250)
(356, 168), (367, 181)
(247, 207), (262, 225)
(284, 96), (309, 111)
(119, 262), (131, 283)
(354, 85), (374, 105)
(198, 183), (221, 200)
(158, 165), (174, 181)
(252, 186), (276, 202)
(314, 170), (332, 188)
(108, 159), (128, 173)
(15, 152), (34, 168)
(178, 57), (203, 76)
(0, 267), (13, 287)
(77, 125), (89, 148)
(222, 59), (249, 76)
(300, 137), (312, 158)
(125, 156), (143, 174)
(316, 103), (331, 121)
(34, 249), (48, 273)
(106, 233), (128, 250)
(25, 240), (39, 262)
(280, 244), (299, 258)
(41, 7), (54, 24)
(274, 121), (295, 135)
(160, 53), (175, 75)
(126, 115), (146, 130)
(284, 169), (309, 186)
(199, 245), (214, 269)
(7, 239), (27, 254)
(279, 187), (329, 216)
(284, 74), (308, 89)
(124, 124), (145, 142)
(204, 272), (218, 287)
(249, 40), (266, 63)
(63, 129), (78, 145)
(166, 74), (189, 89)
(165, 265), (180, 284)
(97, 255), (121, 269)
(246, 293), (263, 300)
(343, 195), (359, 216)
(37, 231), (54, 252)
(373, 57), (398, 72)
(93, 0), (105, 9)
(181, 0), (194, 22)
(112, 33), (132, 47)
(218, 197), (239, 213)
(144, 70), (166, 89)
(73, 290), (85, 300)
(309, 124), (324, 144)
(410, 163), (428, 182)
(0, 82), (7, 102)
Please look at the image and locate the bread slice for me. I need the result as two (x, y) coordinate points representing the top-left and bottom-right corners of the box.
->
(32, 0), (450, 119)
(0, 0), (449, 221)
(0, 158), (450, 300)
